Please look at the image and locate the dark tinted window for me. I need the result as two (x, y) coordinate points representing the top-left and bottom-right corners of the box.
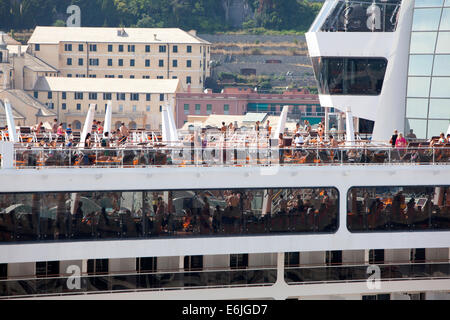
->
(312, 57), (387, 95)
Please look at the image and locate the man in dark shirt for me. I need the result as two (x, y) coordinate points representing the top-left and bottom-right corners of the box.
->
(390, 130), (398, 147)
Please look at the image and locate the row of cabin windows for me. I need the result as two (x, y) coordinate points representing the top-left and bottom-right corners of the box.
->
(35, 91), (165, 102)
(62, 44), (195, 53)
(67, 58), (194, 68)
(0, 249), (430, 280)
(61, 104), (161, 114)
(36, 44), (210, 54)
(64, 74), (191, 83)
(184, 103), (224, 115)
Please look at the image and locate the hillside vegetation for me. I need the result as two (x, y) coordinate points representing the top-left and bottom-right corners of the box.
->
(0, 0), (322, 34)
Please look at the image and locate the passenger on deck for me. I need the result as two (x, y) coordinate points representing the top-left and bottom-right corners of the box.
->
(395, 132), (407, 150)
(119, 123), (129, 144)
(406, 129), (417, 141)
(390, 130), (398, 147)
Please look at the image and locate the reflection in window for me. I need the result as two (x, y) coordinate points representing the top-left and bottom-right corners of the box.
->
(0, 188), (339, 243)
(430, 77), (450, 97)
(436, 32), (450, 53)
(415, 0), (443, 7)
(312, 57), (387, 96)
(410, 32), (437, 54)
(347, 186), (450, 232)
(412, 8), (442, 31)
(407, 77), (431, 97)
(440, 8), (450, 30)
(427, 119), (450, 137)
(429, 99), (450, 118)
(406, 98), (429, 118)
(409, 55), (434, 76)
(405, 118), (427, 139)
(321, 0), (402, 32)
(433, 55), (450, 76)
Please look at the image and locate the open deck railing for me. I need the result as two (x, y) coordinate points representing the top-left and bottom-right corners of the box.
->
(3, 145), (450, 169)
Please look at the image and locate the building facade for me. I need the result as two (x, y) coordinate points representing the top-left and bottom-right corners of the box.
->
(175, 87), (324, 128)
(27, 27), (211, 93)
(30, 77), (181, 130)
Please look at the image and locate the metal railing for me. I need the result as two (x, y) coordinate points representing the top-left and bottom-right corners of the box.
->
(10, 146), (450, 169)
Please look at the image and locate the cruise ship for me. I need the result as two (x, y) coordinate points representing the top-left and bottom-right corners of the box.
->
(0, 0), (449, 301)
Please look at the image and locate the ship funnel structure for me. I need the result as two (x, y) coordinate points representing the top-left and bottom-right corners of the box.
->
(161, 104), (179, 143)
(103, 100), (112, 138)
(4, 99), (18, 143)
(80, 104), (96, 148)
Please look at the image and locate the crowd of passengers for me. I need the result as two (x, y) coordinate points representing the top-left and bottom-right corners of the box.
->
(4, 118), (450, 166)
(0, 189), (338, 241)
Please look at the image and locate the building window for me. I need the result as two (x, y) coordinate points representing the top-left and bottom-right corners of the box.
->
(224, 104), (229, 115)
(284, 252), (300, 267)
(146, 93), (151, 101)
(184, 104), (189, 115)
(78, 44), (83, 52)
(78, 58), (83, 66)
(137, 257), (157, 273)
(326, 251), (342, 266)
(159, 106), (162, 112)
(36, 261), (59, 278)
(75, 92), (83, 100)
(62, 92), (66, 100)
(230, 254), (248, 270)
(159, 60), (164, 67)
(206, 104), (212, 114)
(159, 45), (166, 53)
(132, 105), (137, 112)
(89, 92), (97, 100)
(47, 92), (52, 99)
(146, 105), (150, 112)
(35, 44), (40, 51)
(186, 76), (191, 84)
(187, 60), (192, 68)
(157, 76), (164, 79)
(130, 93), (139, 101)
(159, 94), (164, 101)
(369, 250), (384, 265)
(143, 75), (150, 79)
(172, 76), (177, 79)
(118, 75), (123, 78)
(67, 58), (72, 65)
(89, 44), (97, 52)
(128, 45), (135, 52)
(103, 93), (112, 100)
(145, 45), (150, 53)
(46, 102), (54, 109)
(145, 59), (150, 67)
(130, 75), (135, 79)
(172, 60), (178, 67)
(108, 44), (113, 52)
(119, 45), (123, 52)
(87, 259), (108, 275)
(33, 91), (38, 98)
(108, 59), (113, 66)
(119, 105), (123, 112)
(117, 93), (126, 101)
(105, 75), (114, 78)
(64, 44), (72, 51)
(62, 103), (66, 110)
(0, 264), (7, 280)
(187, 45), (192, 53)
(184, 256), (203, 271)
(173, 45), (178, 53)
(88, 74), (96, 78)
(195, 104), (201, 115)
(76, 103), (81, 111)
(67, 74), (72, 78)
(130, 59), (135, 67)
(89, 59), (99, 66)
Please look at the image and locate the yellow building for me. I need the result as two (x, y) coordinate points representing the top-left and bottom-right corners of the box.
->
(28, 27), (211, 93)
(30, 76), (181, 131)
